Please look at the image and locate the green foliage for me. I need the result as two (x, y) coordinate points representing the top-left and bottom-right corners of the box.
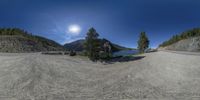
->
(84, 28), (100, 61)
(137, 32), (150, 53)
(99, 51), (112, 60)
(84, 28), (114, 61)
(0, 28), (29, 36)
(159, 28), (200, 47)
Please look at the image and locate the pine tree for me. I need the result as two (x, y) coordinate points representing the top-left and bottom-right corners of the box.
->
(84, 28), (100, 61)
(137, 32), (149, 53)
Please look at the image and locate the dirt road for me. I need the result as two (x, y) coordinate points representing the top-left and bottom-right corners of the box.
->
(0, 51), (200, 100)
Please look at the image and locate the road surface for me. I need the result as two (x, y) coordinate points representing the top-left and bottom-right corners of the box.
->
(0, 51), (200, 100)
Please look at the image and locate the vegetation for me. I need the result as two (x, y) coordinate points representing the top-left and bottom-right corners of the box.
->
(159, 28), (200, 47)
(137, 32), (150, 53)
(99, 51), (112, 60)
(0, 28), (28, 35)
(99, 41), (112, 60)
(84, 28), (100, 61)
(84, 28), (114, 61)
(69, 50), (76, 56)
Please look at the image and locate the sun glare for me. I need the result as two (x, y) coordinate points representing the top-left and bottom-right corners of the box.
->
(68, 24), (81, 35)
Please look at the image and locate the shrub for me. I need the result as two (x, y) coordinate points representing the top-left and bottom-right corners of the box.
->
(69, 50), (76, 56)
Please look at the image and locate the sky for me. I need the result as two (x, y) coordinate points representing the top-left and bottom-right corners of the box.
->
(0, 0), (200, 48)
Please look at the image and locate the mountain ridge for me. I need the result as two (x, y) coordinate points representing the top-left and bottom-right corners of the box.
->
(64, 39), (132, 52)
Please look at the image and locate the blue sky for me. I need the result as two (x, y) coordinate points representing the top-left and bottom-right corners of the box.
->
(0, 0), (200, 48)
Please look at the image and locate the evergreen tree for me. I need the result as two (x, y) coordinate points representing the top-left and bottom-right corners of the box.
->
(137, 32), (149, 53)
(159, 28), (200, 47)
(84, 28), (100, 61)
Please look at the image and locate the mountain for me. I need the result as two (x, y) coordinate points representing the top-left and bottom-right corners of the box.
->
(64, 39), (85, 51)
(0, 28), (65, 52)
(159, 28), (200, 52)
(64, 39), (130, 52)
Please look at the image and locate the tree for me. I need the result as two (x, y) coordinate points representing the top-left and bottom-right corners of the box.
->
(137, 32), (149, 53)
(84, 28), (100, 61)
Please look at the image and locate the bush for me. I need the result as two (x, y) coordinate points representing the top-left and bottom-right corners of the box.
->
(99, 51), (112, 60)
(69, 50), (76, 56)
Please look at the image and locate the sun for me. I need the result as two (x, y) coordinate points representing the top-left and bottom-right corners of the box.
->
(68, 24), (81, 35)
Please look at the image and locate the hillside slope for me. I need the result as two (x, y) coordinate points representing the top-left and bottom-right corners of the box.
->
(159, 36), (200, 52)
(159, 28), (200, 52)
(64, 39), (85, 51)
(0, 28), (64, 52)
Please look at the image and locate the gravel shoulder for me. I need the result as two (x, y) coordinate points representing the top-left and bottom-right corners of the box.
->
(0, 51), (200, 100)
(159, 50), (200, 56)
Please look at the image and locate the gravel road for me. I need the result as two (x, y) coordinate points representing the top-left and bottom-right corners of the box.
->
(0, 51), (200, 100)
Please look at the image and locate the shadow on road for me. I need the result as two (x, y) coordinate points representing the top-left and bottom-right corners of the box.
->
(103, 56), (145, 64)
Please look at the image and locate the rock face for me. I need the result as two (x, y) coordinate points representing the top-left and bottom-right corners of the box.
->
(160, 37), (200, 52)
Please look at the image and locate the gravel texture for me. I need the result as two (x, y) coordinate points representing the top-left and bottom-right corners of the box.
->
(0, 51), (200, 100)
